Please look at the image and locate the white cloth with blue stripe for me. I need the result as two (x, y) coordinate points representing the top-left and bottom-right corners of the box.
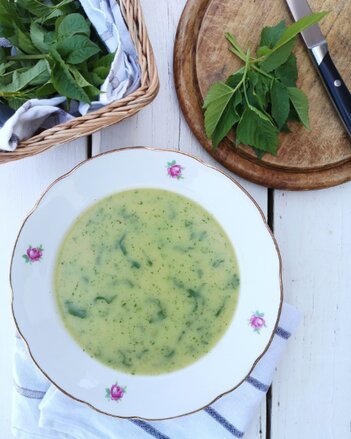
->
(0, 0), (140, 152)
(12, 303), (300, 439)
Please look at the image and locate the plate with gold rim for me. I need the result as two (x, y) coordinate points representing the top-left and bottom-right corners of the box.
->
(11, 147), (282, 420)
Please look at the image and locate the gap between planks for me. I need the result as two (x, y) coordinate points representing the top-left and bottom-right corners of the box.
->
(266, 188), (274, 439)
(89, 132), (102, 158)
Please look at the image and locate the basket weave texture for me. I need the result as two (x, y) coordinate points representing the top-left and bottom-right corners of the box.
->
(0, 0), (159, 164)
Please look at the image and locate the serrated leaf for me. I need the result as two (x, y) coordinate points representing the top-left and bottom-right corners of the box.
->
(259, 20), (286, 48)
(57, 13), (90, 38)
(93, 66), (109, 81)
(39, 8), (63, 24)
(247, 70), (259, 86)
(35, 81), (56, 98)
(287, 87), (309, 129)
(49, 48), (90, 102)
(256, 46), (271, 57)
(226, 70), (244, 88)
(30, 22), (49, 53)
(69, 66), (92, 88)
(0, 59), (48, 92)
(86, 71), (106, 87)
(0, 0), (18, 26)
(258, 12), (327, 72)
(203, 82), (235, 138)
(29, 61), (50, 86)
(270, 80), (290, 129)
(70, 66), (101, 98)
(91, 52), (114, 69)
(274, 54), (298, 87)
(0, 61), (15, 75)
(255, 74), (271, 106)
(252, 147), (265, 159)
(211, 93), (241, 147)
(44, 32), (56, 45)
(246, 72), (271, 111)
(56, 35), (100, 64)
(16, 0), (50, 17)
(236, 107), (279, 154)
(13, 23), (38, 54)
(54, 15), (66, 33)
(260, 37), (295, 72)
(275, 12), (328, 49)
(55, 0), (78, 15)
(247, 83), (262, 110)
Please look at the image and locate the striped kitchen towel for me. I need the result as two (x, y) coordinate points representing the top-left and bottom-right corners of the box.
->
(12, 302), (300, 439)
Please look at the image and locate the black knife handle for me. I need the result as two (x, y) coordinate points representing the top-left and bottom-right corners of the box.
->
(315, 51), (351, 137)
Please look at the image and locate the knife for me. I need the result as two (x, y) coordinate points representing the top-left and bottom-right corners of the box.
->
(286, 0), (351, 137)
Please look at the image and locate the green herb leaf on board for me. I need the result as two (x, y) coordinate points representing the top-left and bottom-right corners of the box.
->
(274, 54), (298, 87)
(203, 82), (236, 139)
(287, 86), (310, 129)
(203, 11), (327, 156)
(236, 107), (279, 154)
(259, 20), (286, 48)
(270, 80), (290, 129)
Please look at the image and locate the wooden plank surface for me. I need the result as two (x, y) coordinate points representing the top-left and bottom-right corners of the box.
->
(99, 1), (268, 437)
(272, 186), (351, 438)
(0, 140), (87, 439)
(1, 0), (350, 437)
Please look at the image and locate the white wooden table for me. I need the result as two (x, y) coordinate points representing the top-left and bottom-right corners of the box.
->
(1, 1), (351, 437)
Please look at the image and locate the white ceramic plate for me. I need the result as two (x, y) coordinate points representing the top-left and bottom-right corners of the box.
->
(11, 147), (282, 420)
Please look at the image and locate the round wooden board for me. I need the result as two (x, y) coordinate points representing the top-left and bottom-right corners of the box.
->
(174, 0), (351, 190)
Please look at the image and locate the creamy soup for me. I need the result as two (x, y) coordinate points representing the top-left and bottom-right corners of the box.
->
(55, 189), (240, 375)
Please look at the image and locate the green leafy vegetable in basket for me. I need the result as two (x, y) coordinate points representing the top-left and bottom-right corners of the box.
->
(203, 11), (328, 157)
(0, 0), (114, 110)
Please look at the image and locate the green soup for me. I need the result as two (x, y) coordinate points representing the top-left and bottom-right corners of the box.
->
(55, 189), (240, 375)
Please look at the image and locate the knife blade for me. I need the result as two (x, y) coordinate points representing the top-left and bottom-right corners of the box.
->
(286, 0), (351, 137)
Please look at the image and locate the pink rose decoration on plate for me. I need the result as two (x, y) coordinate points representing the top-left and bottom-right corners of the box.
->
(249, 311), (267, 334)
(166, 160), (184, 179)
(105, 382), (126, 402)
(22, 245), (43, 264)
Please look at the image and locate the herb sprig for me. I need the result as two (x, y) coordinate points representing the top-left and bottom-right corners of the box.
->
(0, 0), (114, 110)
(203, 12), (327, 156)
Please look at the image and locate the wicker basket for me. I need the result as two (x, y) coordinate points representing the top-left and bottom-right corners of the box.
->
(0, 0), (159, 164)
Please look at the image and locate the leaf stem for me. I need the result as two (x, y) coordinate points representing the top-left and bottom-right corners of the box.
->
(242, 49), (251, 108)
(229, 47), (246, 63)
(6, 54), (46, 61)
(252, 65), (274, 80)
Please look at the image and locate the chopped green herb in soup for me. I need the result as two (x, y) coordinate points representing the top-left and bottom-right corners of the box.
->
(55, 189), (240, 375)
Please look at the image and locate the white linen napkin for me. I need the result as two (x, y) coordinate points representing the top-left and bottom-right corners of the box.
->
(0, 98), (73, 152)
(12, 302), (300, 439)
(78, 0), (141, 115)
(0, 0), (140, 152)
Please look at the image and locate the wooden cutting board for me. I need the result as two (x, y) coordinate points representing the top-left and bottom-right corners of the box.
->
(174, 0), (351, 190)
